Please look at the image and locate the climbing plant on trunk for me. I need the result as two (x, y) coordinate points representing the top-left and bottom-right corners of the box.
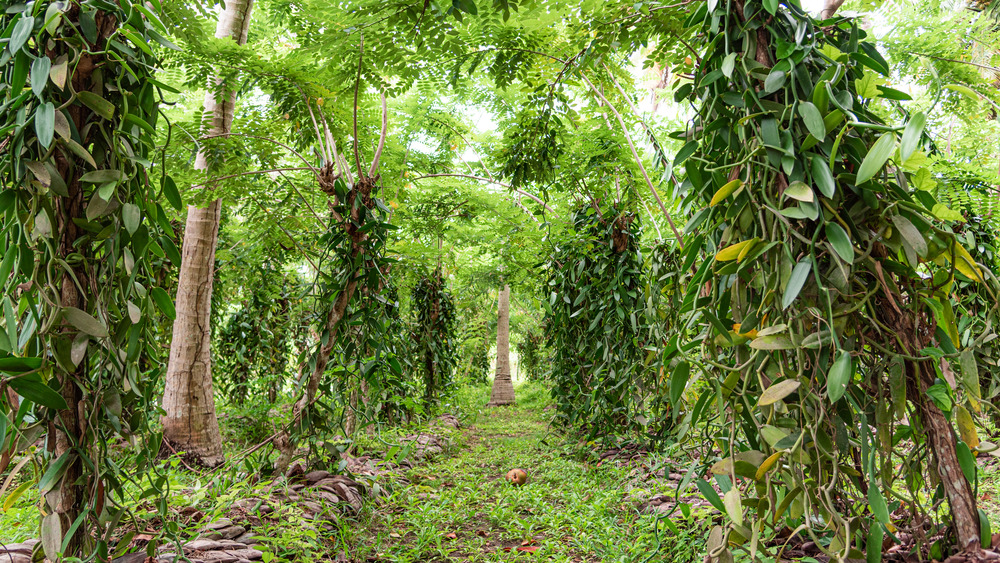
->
(677, 1), (996, 558)
(0, 1), (171, 557)
(413, 269), (458, 408)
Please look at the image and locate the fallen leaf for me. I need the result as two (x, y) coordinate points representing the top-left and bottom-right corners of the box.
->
(476, 530), (488, 537)
(444, 532), (457, 540)
(389, 532), (401, 538)
(517, 546), (540, 552)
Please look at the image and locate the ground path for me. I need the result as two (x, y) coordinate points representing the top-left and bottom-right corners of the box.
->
(342, 383), (710, 562)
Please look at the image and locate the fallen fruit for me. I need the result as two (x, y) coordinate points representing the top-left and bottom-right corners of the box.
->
(506, 468), (528, 485)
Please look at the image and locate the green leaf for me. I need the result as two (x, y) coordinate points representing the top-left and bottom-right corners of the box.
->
(77, 91), (115, 120)
(0, 357), (41, 373)
(944, 83), (979, 102)
(162, 175), (182, 211)
(758, 379), (800, 406)
(867, 523), (884, 563)
(855, 132), (896, 185)
(79, 169), (125, 183)
(696, 478), (726, 513)
(782, 260), (812, 309)
(827, 351), (853, 403)
(826, 223), (854, 263)
(931, 203), (964, 222)
(122, 203), (140, 235)
(798, 102), (825, 140)
(38, 451), (72, 493)
(723, 488), (743, 526)
(868, 486), (889, 524)
(890, 215), (927, 257)
(151, 287), (176, 320)
(62, 307), (108, 338)
(764, 70), (786, 94)
(763, 0), (779, 16)
(811, 155), (836, 198)
(670, 362), (691, 407)
(30, 56), (50, 97)
(674, 141), (698, 167)
(783, 181), (814, 203)
(749, 335), (796, 350)
(900, 112), (926, 162)
(8, 375), (67, 410)
(35, 101), (54, 149)
(721, 53), (737, 78)
(9, 16), (34, 54)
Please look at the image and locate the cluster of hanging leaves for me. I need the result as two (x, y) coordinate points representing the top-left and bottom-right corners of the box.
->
(411, 270), (458, 407)
(0, 1), (176, 558)
(456, 311), (491, 384)
(215, 265), (307, 404)
(514, 324), (547, 381)
(670, 1), (999, 559)
(543, 205), (653, 438)
(284, 174), (404, 462)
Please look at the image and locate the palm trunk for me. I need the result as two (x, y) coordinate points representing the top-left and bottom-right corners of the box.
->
(161, 0), (255, 467)
(489, 285), (515, 406)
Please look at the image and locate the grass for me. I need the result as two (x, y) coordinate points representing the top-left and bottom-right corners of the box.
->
(334, 380), (714, 562)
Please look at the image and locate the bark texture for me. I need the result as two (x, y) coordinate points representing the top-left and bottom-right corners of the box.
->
(489, 285), (516, 406)
(162, 0), (255, 467)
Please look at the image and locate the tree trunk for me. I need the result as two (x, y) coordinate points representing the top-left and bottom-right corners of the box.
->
(489, 285), (515, 406)
(161, 0), (255, 467)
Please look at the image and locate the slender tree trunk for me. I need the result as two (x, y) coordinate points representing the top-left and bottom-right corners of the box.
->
(489, 285), (515, 406)
(162, 0), (255, 467)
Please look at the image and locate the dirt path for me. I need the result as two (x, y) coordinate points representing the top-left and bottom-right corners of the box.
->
(343, 385), (709, 562)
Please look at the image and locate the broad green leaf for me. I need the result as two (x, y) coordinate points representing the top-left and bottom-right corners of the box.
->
(764, 70), (786, 94)
(758, 379), (800, 406)
(890, 215), (927, 257)
(0, 357), (41, 373)
(38, 451), (71, 493)
(41, 513), (61, 562)
(79, 169), (125, 183)
(61, 138), (97, 168)
(931, 203), (964, 222)
(9, 16), (34, 54)
(827, 351), (853, 403)
(35, 102), (54, 149)
(763, 0), (778, 15)
(811, 155), (835, 198)
(162, 175), (183, 210)
(869, 486), (889, 523)
(696, 478), (726, 513)
(900, 112), (925, 162)
(670, 361), (691, 407)
(724, 488), (743, 526)
(912, 168), (936, 191)
(62, 307), (108, 338)
(30, 56), (50, 97)
(867, 524), (884, 563)
(710, 179), (742, 206)
(783, 181), (814, 203)
(749, 335), (795, 350)
(944, 83), (979, 102)
(957, 441), (976, 485)
(8, 376), (68, 410)
(122, 203), (141, 235)
(674, 141), (698, 167)
(855, 132), (896, 185)
(77, 91), (115, 120)
(151, 287), (176, 320)
(782, 260), (812, 309)
(721, 53), (737, 78)
(798, 102), (825, 140)
(825, 223), (854, 263)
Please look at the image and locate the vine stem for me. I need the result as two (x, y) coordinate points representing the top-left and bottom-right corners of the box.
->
(578, 72), (684, 248)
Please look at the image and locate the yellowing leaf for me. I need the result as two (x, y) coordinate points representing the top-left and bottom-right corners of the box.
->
(755, 452), (783, 481)
(957, 405), (980, 449)
(711, 179), (744, 206)
(716, 240), (755, 262)
(724, 488), (744, 526)
(946, 241), (984, 283)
